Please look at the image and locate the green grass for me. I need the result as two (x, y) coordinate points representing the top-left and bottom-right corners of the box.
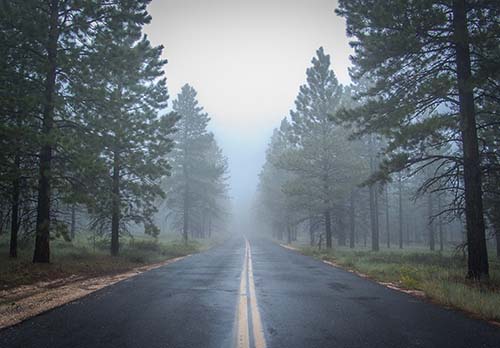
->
(299, 246), (500, 322)
(0, 235), (210, 291)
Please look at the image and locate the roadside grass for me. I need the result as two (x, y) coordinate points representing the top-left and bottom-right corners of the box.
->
(299, 246), (500, 322)
(0, 235), (210, 291)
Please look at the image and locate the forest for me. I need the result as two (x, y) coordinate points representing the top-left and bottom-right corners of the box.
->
(255, 2), (499, 282)
(1, 0), (500, 344)
(0, 0), (229, 271)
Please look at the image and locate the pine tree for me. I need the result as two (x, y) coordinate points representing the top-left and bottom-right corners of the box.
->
(336, 0), (498, 280)
(284, 47), (344, 248)
(1, 1), (48, 258)
(165, 84), (229, 242)
(256, 120), (300, 242)
(255, 48), (369, 249)
(2, 0), (128, 263)
(76, 1), (176, 255)
(255, 49), (372, 249)
(196, 139), (230, 238)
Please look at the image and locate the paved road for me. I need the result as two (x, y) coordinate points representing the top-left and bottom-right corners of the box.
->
(1, 236), (499, 348)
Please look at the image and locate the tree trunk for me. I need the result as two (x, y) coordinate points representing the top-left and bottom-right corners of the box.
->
(438, 195), (444, 252)
(491, 212), (500, 259)
(398, 174), (403, 249)
(183, 190), (189, 243)
(309, 217), (315, 246)
(439, 218), (444, 252)
(385, 185), (390, 248)
(452, 0), (489, 280)
(369, 137), (379, 252)
(369, 184), (379, 251)
(338, 214), (346, 246)
(325, 210), (332, 249)
(70, 203), (76, 240)
(110, 150), (120, 256)
(349, 189), (355, 249)
(182, 156), (189, 243)
(33, 0), (59, 263)
(428, 192), (435, 251)
(10, 154), (20, 258)
(0, 210), (4, 236)
(496, 228), (500, 259)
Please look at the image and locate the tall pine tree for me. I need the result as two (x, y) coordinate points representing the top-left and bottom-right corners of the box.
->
(3, 1), (129, 263)
(165, 84), (212, 242)
(336, 0), (498, 280)
(76, 1), (176, 255)
(278, 47), (346, 248)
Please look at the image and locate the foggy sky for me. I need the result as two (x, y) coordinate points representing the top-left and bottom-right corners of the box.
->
(144, 0), (352, 217)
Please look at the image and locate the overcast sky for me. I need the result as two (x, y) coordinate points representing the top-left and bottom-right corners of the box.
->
(144, 0), (353, 216)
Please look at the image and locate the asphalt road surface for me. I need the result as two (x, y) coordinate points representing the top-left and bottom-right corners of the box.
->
(1, 236), (499, 348)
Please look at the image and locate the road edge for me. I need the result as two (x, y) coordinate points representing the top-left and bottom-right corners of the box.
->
(278, 243), (500, 329)
(0, 255), (188, 331)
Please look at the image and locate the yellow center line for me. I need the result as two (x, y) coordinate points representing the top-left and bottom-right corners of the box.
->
(236, 239), (267, 348)
(237, 242), (250, 348)
(247, 240), (267, 348)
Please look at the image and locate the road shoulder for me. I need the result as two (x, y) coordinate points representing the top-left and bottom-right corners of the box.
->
(0, 256), (187, 330)
(278, 243), (500, 328)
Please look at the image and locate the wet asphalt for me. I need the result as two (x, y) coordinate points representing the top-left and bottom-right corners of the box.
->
(0, 235), (499, 348)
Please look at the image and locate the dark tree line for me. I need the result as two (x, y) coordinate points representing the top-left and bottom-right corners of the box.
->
(256, 0), (499, 282)
(0, 1), (229, 261)
(336, 0), (499, 281)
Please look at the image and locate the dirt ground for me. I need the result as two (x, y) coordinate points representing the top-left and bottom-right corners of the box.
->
(0, 256), (186, 330)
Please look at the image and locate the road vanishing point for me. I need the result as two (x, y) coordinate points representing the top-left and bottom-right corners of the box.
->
(0, 236), (499, 348)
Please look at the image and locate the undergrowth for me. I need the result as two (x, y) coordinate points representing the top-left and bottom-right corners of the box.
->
(300, 246), (500, 322)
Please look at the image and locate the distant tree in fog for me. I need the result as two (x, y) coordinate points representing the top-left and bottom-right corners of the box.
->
(256, 48), (367, 249)
(164, 84), (229, 242)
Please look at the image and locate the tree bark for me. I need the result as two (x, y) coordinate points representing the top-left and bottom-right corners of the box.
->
(182, 148), (190, 243)
(349, 189), (355, 249)
(385, 185), (390, 248)
(9, 154), (20, 258)
(182, 187), (189, 243)
(369, 136), (379, 251)
(369, 184), (379, 251)
(398, 174), (403, 249)
(452, 0), (489, 280)
(110, 150), (120, 256)
(33, 0), (59, 263)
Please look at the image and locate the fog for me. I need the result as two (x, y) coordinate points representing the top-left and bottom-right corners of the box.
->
(1, 1), (499, 345)
(144, 0), (353, 225)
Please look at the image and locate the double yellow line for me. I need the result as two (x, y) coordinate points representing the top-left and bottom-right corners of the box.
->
(236, 239), (266, 348)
